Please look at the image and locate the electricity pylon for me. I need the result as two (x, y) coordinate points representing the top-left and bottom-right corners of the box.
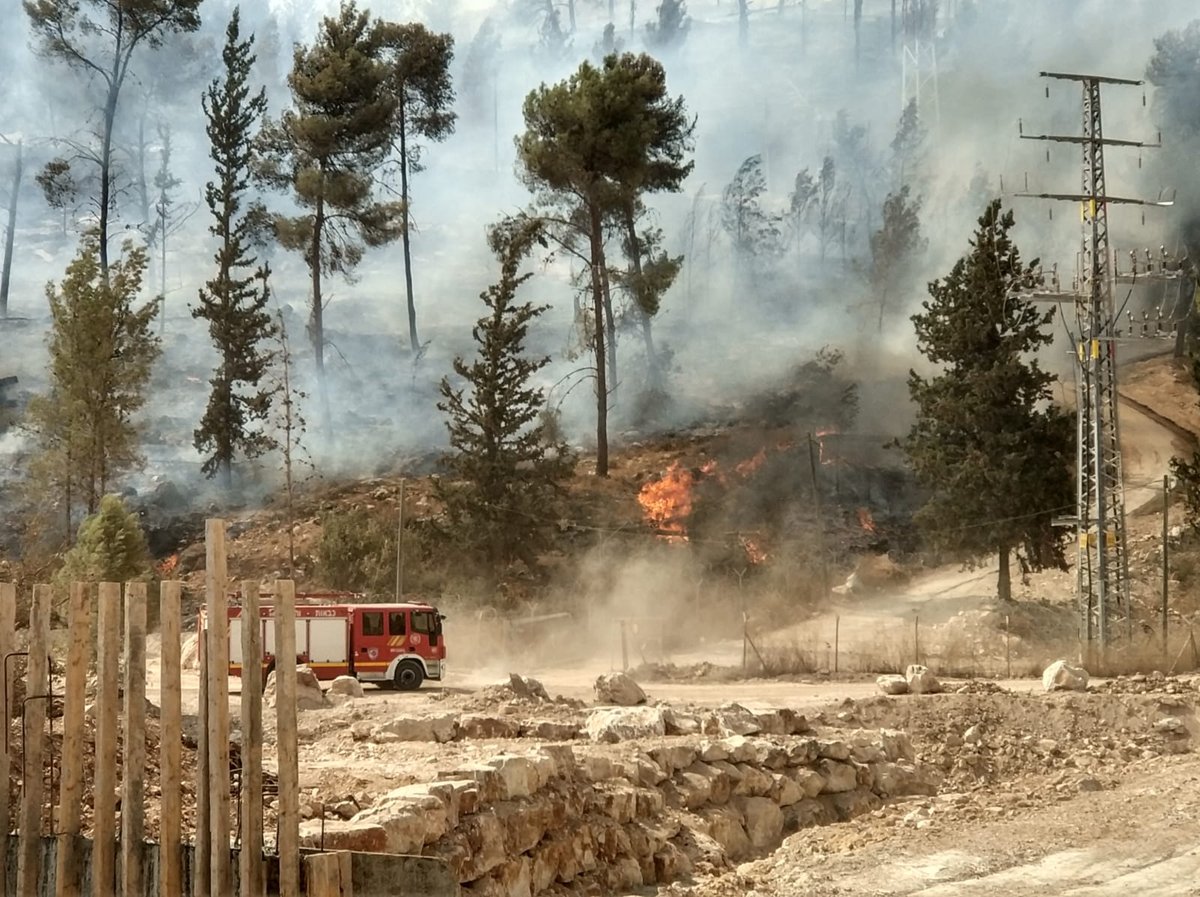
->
(1018, 72), (1173, 659)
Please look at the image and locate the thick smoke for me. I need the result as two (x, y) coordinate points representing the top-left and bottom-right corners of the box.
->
(1, 0), (1197, 513)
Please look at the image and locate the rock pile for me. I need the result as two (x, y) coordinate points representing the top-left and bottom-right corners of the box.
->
(300, 726), (935, 896)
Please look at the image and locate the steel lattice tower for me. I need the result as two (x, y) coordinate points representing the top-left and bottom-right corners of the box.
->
(1019, 72), (1172, 657)
(900, 0), (940, 123)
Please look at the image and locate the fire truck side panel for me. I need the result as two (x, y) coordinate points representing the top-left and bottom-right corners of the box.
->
(307, 617), (349, 668)
(229, 618), (243, 666)
(261, 619), (307, 661)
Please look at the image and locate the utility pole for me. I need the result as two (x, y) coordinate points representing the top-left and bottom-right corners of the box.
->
(1017, 71), (1174, 662)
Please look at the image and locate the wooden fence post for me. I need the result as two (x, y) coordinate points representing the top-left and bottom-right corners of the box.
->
(0, 581), (16, 897)
(54, 583), (92, 897)
(195, 624), (210, 897)
(275, 580), (300, 897)
(159, 581), (183, 897)
(206, 519), (232, 896)
(16, 584), (50, 897)
(121, 582), (147, 897)
(240, 580), (264, 897)
(92, 583), (121, 897)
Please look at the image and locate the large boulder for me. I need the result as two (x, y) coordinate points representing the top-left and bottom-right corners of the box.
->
(264, 665), (329, 711)
(585, 706), (667, 743)
(593, 672), (647, 706)
(1043, 660), (1089, 692)
(905, 664), (941, 695)
(876, 674), (909, 696)
(327, 675), (364, 699)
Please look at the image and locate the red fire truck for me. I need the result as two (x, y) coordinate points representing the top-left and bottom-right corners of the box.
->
(223, 595), (446, 691)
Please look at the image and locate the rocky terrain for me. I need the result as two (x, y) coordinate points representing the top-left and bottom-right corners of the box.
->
(199, 663), (1197, 896)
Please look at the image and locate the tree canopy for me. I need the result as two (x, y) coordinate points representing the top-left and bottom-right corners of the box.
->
(26, 236), (160, 534)
(905, 200), (1073, 601)
(255, 1), (404, 394)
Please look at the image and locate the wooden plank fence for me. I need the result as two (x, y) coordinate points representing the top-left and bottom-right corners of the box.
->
(0, 518), (305, 896)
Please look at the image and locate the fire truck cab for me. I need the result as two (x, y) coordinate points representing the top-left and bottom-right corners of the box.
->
(225, 597), (446, 691)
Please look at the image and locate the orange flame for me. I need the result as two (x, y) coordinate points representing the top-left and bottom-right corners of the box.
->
(157, 554), (179, 576)
(735, 448), (768, 477)
(857, 508), (878, 534)
(638, 462), (702, 542)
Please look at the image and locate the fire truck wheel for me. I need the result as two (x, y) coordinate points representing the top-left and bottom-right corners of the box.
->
(394, 660), (425, 691)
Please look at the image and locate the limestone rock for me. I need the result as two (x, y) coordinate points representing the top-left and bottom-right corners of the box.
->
(459, 714), (522, 739)
(1042, 659), (1089, 692)
(299, 819), (387, 852)
(372, 714), (458, 743)
(585, 706), (666, 743)
(507, 673), (551, 702)
(486, 755), (543, 800)
(734, 795), (784, 850)
(264, 665), (329, 711)
(327, 675), (364, 699)
(520, 719), (580, 741)
(701, 806), (752, 860)
(905, 664), (941, 695)
(818, 759), (858, 794)
(593, 672), (647, 706)
(714, 702), (762, 736)
(876, 674), (909, 696)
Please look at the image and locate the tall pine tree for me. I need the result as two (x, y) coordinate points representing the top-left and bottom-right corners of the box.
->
(905, 201), (1073, 601)
(437, 217), (573, 577)
(379, 22), (456, 355)
(193, 9), (276, 486)
(255, 2), (404, 397)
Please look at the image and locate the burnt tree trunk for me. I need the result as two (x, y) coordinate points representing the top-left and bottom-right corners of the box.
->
(588, 201), (609, 477)
(998, 544), (1012, 603)
(621, 204), (659, 390)
(398, 102), (420, 354)
(600, 257), (617, 405)
(0, 140), (21, 318)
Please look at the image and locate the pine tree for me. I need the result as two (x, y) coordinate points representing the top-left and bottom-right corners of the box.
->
(194, 10), (277, 487)
(268, 310), (313, 576)
(379, 22), (457, 355)
(26, 237), (160, 535)
(55, 494), (151, 588)
(905, 200), (1073, 602)
(148, 123), (199, 327)
(646, 0), (689, 49)
(517, 52), (692, 476)
(721, 154), (782, 271)
(437, 217), (573, 575)
(869, 185), (926, 332)
(255, 1), (404, 399)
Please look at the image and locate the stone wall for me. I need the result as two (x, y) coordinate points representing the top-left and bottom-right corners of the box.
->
(301, 707), (936, 897)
